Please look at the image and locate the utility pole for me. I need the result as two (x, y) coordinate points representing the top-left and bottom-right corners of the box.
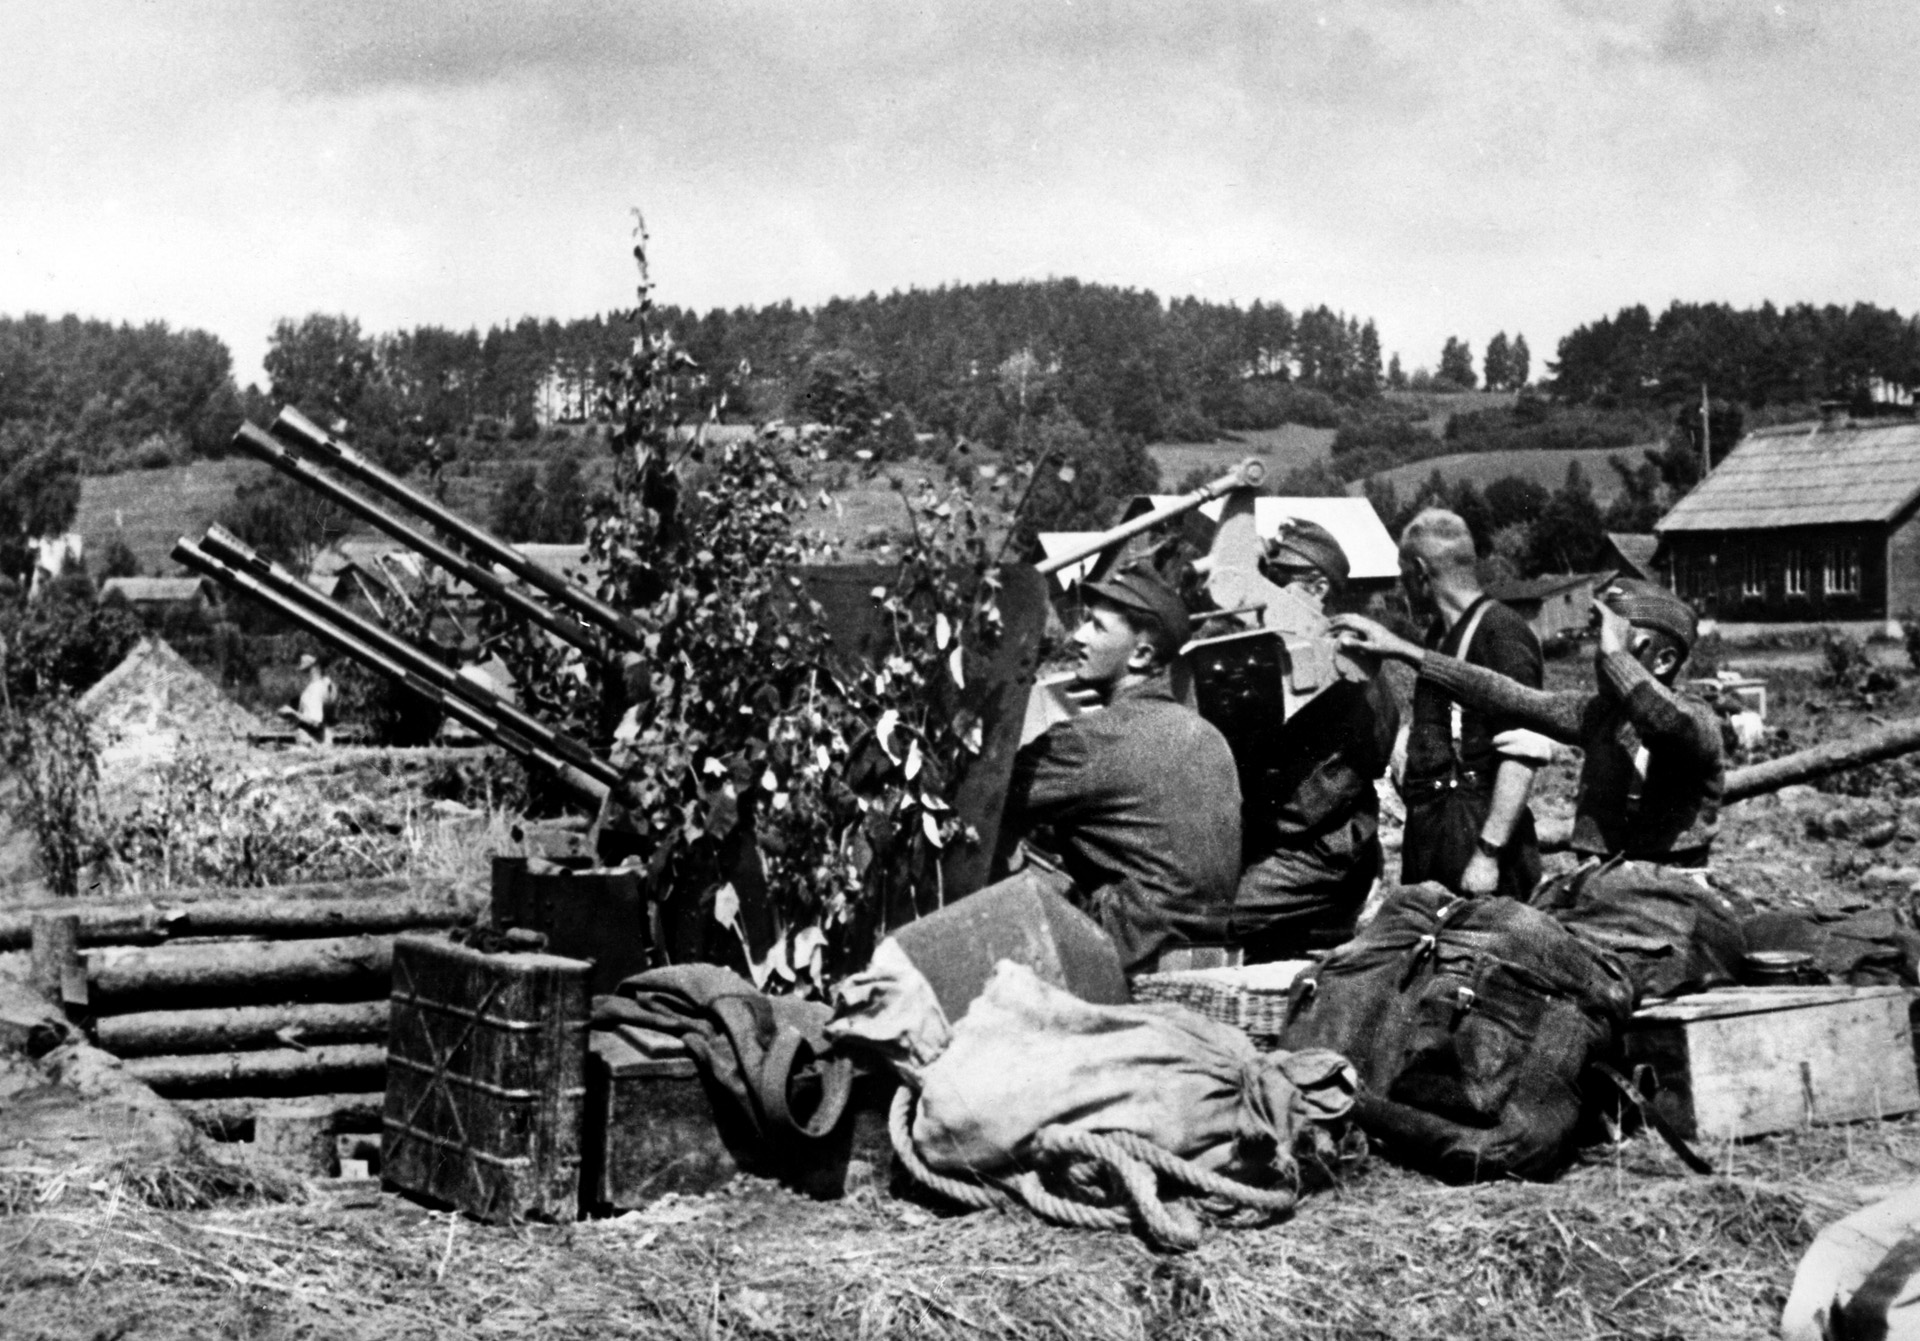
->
(1700, 383), (1711, 479)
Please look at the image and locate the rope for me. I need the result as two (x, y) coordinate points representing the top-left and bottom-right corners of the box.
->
(888, 1087), (1305, 1252)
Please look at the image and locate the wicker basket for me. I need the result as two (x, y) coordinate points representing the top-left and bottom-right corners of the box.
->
(1130, 960), (1314, 1047)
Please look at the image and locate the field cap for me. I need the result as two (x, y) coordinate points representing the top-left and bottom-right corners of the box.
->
(298, 653), (319, 671)
(1264, 518), (1350, 584)
(1602, 578), (1697, 651)
(1081, 565), (1191, 656)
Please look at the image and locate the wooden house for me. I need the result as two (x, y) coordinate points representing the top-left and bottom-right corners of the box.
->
(1655, 418), (1920, 630)
(1484, 572), (1610, 646)
(98, 576), (218, 621)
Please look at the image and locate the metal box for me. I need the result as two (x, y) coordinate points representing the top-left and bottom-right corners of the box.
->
(383, 933), (590, 1222)
(490, 856), (650, 995)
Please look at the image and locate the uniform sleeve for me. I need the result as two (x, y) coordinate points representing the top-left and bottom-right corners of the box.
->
(1596, 650), (1724, 768)
(1007, 719), (1097, 831)
(1418, 653), (1592, 745)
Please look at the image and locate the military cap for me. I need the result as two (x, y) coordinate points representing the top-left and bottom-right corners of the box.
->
(1602, 578), (1698, 652)
(1264, 517), (1350, 584)
(1081, 565), (1192, 656)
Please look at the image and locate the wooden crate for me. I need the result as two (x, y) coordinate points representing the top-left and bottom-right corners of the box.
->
(1623, 986), (1920, 1141)
(383, 934), (590, 1223)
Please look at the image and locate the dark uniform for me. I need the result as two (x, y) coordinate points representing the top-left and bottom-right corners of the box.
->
(1401, 596), (1543, 900)
(1008, 669), (1243, 972)
(1232, 674), (1399, 957)
(1419, 645), (1724, 866)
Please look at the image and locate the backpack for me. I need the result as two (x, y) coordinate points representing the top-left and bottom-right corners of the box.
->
(1532, 858), (1751, 1000)
(1277, 882), (1636, 1182)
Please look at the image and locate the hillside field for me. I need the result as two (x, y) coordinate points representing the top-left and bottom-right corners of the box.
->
(1146, 424), (1336, 493)
(74, 459), (271, 577)
(1360, 442), (1658, 506)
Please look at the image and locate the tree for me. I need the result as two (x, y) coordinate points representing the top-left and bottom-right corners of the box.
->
(1483, 474), (1550, 532)
(1348, 320), (1383, 398)
(1525, 461), (1607, 575)
(0, 424), (82, 588)
(1483, 332), (1512, 391)
(489, 464), (545, 542)
(1510, 334), (1531, 389)
(264, 314), (381, 430)
(1013, 408), (1160, 552)
(1438, 338), (1476, 390)
(99, 538), (141, 580)
(534, 450), (591, 543)
(1386, 353), (1406, 390)
(217, 471), (352, 574)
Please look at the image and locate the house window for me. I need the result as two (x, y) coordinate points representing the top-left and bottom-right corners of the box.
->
(1826, 545), (1862, 596)
(1741, 550), (1766, 599)
(1784, 548), (1810, 598)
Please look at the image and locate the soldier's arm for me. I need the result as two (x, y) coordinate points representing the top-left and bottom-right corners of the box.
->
(1597, 651), (1723, 768)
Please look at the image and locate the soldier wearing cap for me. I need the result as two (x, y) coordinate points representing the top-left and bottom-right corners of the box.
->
(1231, 519), (1400, 958)
(1333, 578), (1724, 867)
(1004, 564), (1243, 972)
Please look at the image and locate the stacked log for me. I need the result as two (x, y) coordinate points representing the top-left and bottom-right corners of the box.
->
(27, 878), (483, 1141)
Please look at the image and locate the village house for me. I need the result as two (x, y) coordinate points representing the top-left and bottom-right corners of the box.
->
(1654, 417), (1920, 635)
(97, 575), (220, 622)
(1484, 572), (1610, 646)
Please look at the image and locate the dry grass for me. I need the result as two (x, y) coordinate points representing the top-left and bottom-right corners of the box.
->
(5, 1114), (1911, 1340)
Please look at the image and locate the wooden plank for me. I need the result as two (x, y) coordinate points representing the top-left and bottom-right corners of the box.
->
(1626, 991), (1920, 1140)
(1635, 985), (1909, 1023)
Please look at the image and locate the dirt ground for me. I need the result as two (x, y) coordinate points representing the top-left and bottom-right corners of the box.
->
(7, 650), (1920, 1339)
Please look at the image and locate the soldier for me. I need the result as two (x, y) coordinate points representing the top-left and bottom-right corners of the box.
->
(1387, 509), (1544, 899)
(1231, 519), (1399, 958)
(1334, 578), (1723, 868)
(279, 652), (338, 745)
(1005, 565), (1242, 972)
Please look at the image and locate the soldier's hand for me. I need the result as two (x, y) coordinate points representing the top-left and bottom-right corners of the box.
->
(1330, 614), (1423, 665)
(1593, 596), (1634, 657)
(1460, 850), (1500, 897)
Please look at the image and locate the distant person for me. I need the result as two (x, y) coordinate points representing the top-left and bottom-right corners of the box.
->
(279, 653), (338, 745)
(1379, 509), (1543, 900)
(1230, 519), (1399, 958)
(1004, 565), (1243, 973)
(1335, 578), (1724, 869)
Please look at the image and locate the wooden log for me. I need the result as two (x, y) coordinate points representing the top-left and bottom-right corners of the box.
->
(0, 876), (479, 950)
(126, 1043), (387, 1096)
(1726, 716), (1920, 804)
(174, 1090), (384, 1140)
(255, 1103), (339, 1176)
(88, 935), (394, 1009)
(94, 999), (389, 1057)
(29, 913), (81, 1009)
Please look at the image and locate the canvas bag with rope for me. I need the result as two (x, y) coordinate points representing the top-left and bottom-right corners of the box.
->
(872, 960), (1357, 1249)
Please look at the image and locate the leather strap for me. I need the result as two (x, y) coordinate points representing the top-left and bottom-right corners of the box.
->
(754, 1025), (855, 1142)
(1591, 1061), (1714, 1175)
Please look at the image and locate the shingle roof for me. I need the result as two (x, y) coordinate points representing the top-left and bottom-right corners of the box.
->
(1656, 419), (1920, 533)
(1604, 532), (1659, 576)
(1486, 572), (1607, 604)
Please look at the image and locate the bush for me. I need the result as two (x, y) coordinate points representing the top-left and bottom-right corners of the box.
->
(1, 695), (109, 896)
(1230, 382), (1344, 431)
(1329, 412), (1445, 481)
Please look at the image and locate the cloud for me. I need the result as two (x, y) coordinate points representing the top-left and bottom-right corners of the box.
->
(3, 1), (1920, 385)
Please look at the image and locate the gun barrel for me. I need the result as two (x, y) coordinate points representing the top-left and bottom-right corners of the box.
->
(232, 423), (600, 657)
(197, 523), (613, 783)
(271, 407), (647, 651)
(1034, 457), (1266, 578)
(174, 538), (613, 807)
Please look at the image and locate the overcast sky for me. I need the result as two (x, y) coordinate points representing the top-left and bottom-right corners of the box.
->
(5, 1), (1917, 387)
